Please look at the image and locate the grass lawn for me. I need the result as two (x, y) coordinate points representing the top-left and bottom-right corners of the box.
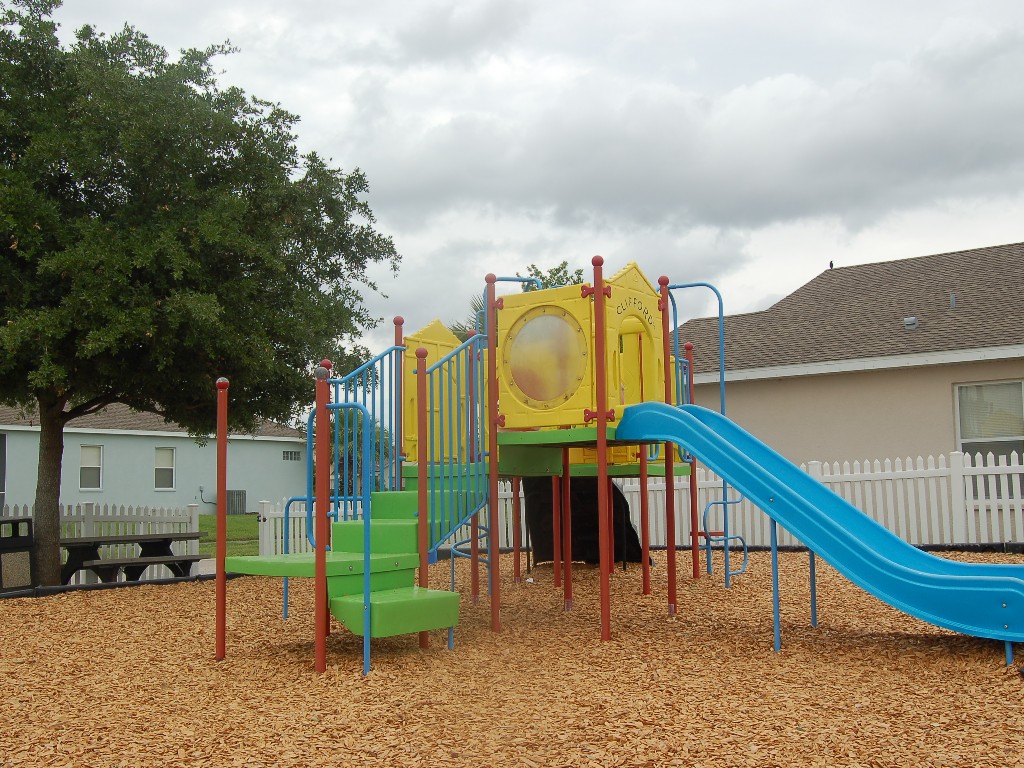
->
(197, 513), (260, 557)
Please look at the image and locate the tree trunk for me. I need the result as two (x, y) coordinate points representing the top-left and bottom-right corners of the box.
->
(31, 397), (66, 586)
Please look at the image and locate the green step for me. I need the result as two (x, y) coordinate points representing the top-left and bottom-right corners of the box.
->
(401, 461), (488, 490)
(369, 490), (420, 520)
(330, 586), (461, 638)
(332, 519), (417, 554)
(224, 551), (418, 578)
(329, 568), (413, 599)
(227, 487), (463, 644)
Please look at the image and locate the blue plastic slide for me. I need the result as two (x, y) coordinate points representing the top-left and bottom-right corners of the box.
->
(615, 402), (1024, 643)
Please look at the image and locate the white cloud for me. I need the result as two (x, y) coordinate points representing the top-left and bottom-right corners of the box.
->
(51, 0), (1024, 353)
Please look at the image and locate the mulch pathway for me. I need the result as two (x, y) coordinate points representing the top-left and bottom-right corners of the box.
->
(1, 550), (1022, 767)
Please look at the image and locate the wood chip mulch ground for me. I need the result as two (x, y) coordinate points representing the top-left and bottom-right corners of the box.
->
(1, 550), (1022, 768)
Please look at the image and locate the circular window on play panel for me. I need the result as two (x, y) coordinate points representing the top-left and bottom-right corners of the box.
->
(503, 305), (588, 409)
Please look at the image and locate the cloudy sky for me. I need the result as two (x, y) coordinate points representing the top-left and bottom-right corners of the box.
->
(54, 1), (1024, 352)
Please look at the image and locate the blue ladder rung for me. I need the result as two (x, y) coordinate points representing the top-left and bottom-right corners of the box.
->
(702, 497), (749, 580)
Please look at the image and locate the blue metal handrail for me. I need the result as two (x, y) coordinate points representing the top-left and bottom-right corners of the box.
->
(667, 281), (741, 585)
(665, 282), (726, 415)
(298, 345), (401, 551)
(701, 497), (749, 586)
(423, 333), (488, 556)
(303, 409), (320, 548)
(302, 401), (375, 549)
(333, 345), (405, 504)
(328, 400), (374, 676)
(279, 493), (308, 619)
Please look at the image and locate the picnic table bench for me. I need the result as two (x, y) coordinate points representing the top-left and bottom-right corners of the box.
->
(59, 531), (203, 584)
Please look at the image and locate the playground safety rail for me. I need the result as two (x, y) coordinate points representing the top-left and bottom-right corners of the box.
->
(295, 345), (405, 550)
(701, 497), (749, 586)
(421, 333), (489, 557)
(332, 345), (406, 509)
(666, 281), (744, 585)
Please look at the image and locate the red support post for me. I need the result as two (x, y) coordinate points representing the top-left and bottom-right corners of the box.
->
(214, 377), (229, 661)
(589, 256), (613, 641)
(485, 274), (502, 633)
(314, 361), (331, 673)
(415, 348), (430, 648)
(561, 447), (573, 611)
(659, 277), (678, 616)
(551, 475), (562, 589)
(685, 341), (701, 580)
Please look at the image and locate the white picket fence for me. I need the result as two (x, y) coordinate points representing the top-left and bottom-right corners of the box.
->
(1, 502), (201, 584)
(678, 451), (1022, 549)
(257, 499), (311, 556)
(256, 451), (1023, 555)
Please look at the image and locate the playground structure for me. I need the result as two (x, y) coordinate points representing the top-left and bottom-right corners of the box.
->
(215, 257), (1024, 674)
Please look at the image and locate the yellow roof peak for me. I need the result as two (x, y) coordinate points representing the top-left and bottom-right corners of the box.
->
(607, 261), (659, 295)
(405, 319), (462, 346)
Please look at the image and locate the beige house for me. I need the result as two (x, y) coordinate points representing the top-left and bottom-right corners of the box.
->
(678, 242), (1024, 465)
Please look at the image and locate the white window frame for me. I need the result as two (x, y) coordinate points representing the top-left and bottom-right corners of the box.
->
(954, 379), (1024, 461)
(154, 447), (175, 491)
(282, 449), (301, 462)
(80, 444), (103, 491)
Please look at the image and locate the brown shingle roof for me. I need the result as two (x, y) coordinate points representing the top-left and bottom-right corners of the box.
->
(0, 402), (304, 439)
(677, 242), (1024, 374)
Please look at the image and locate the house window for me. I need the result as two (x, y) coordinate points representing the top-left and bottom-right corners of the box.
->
(956, 381), (1024, 461)
(282, 450), (301, 461)
(154, 448), (175, 490)
(80, 445), (102, 490)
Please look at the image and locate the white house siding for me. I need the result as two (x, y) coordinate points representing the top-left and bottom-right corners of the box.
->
(0, 426), (307, 513)
(692, 358), (1023, 465)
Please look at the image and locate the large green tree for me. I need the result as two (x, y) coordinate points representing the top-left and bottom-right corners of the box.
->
(0, 0), (400, 584)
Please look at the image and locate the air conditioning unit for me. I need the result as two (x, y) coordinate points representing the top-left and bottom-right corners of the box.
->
(226, 490), (247, 516)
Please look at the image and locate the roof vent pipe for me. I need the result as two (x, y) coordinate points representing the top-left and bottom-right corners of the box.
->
(949, 292), (956, 309)
(903, 316), (919, 330)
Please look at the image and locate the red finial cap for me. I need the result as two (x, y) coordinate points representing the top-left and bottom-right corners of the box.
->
(658, 276), (669, 287)
(320, 359), (332, 370)
(592, 255), (604, 267)
(416, 347), (428, 359)
(684, 341), (694, 351)
(216, 377), (229, 390)
(394, 316), (404, 327)
(485, 273), (496, 284)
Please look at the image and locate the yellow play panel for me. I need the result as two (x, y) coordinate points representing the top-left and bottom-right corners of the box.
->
(495, 262), (666, 433)
(401, 261), (680, 474)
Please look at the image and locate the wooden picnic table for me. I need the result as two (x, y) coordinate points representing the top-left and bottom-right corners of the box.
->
(59, 531), (203, 584)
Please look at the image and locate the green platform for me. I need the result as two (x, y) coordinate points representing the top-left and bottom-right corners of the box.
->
(496, 426), (692, 478)
(224, 490), (460, 639)
(224, 550), (419, 578)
